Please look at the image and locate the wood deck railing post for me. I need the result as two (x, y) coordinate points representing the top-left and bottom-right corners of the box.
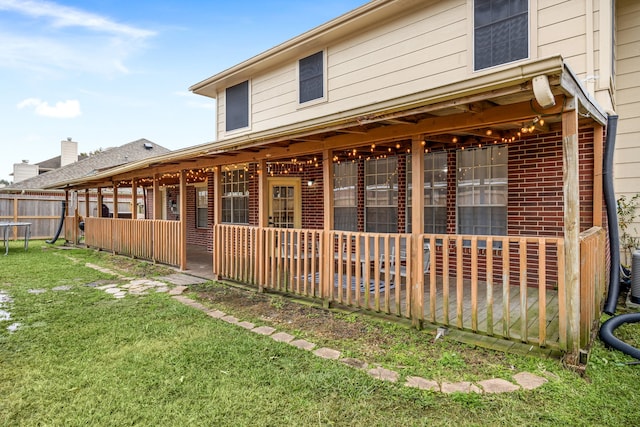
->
(410, 137), (425, 328)
(212, 166), (221, 281)
(322, 149), (334, 307)
(112, 183), (119, 219)
(563, 100), (581, 360)
(257, 161), (267, 290)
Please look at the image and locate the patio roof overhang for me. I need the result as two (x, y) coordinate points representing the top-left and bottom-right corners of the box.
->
(47, 55), (608, 192)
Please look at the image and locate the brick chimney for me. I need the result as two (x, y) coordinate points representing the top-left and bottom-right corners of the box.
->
(61, 138), (78, 167)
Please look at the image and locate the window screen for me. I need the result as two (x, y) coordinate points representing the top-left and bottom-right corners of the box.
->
(299, 51), (324, 104)
(457, 145), (508, 236)
(333, 162), (357, 231)
(406, 151), (448, 233)
(221, 168), (249, 224)
(196, 187), (208, 228)
(225, 80), (249, 132)
(365, 157), (398, 233)
(474, 0), (528, 71)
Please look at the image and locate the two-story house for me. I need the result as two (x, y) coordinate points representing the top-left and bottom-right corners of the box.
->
(49, 0), (639, 362)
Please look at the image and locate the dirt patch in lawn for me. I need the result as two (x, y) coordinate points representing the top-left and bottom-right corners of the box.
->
(187, 282), (516, 378)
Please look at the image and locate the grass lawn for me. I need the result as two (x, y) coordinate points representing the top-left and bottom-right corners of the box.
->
(1, 241), (640, 426)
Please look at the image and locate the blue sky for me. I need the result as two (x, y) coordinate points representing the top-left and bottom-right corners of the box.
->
(0, 0), (367, 182)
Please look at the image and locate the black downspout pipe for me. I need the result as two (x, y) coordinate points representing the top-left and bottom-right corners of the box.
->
(603, 114), (620, 315)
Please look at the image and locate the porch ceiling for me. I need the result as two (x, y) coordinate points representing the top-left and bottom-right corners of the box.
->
(49, 56), (607, 191)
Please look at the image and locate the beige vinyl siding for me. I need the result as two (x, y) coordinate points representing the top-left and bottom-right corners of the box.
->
(537, 1), (587, 76)
(215, 0), (469, 139)
(614, 0), (640, 199)
(252, 67), (297, 132)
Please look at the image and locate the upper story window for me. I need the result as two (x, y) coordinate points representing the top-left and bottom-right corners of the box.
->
(299, 51), (324, 104)
(221, 168), (249, 224)
(457, 145), (507, 236)
(474, 0), (528, 71)
(225, 80), (249, 132)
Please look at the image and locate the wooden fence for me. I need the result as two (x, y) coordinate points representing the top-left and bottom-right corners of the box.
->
(213, 224), (575, 351)
(0, 194), (64, 239)
(84, 217), (181, 266)
(579, 227), (607, 348)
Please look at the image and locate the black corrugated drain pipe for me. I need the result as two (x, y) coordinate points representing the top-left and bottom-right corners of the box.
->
(603, 114), (620, 315)
(598, 114), (640, 361)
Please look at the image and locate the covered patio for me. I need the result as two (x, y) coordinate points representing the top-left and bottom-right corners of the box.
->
(52, 57), (609, 361)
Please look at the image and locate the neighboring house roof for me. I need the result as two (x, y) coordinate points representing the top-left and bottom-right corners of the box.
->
(3, 139), (170, 191)
(36, 154), (89, 173)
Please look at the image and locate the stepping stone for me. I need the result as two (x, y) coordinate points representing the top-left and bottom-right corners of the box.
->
(169, 286), (188, 296)
(313, 347), (341, 360)
(105, 288), (121, 294)
(367, 367), (399, 383)
(171, 295), (192, 304)
(513, 372), (548, 390)
(237, 321), (255, 330)
(96, 284), (118, 290)
(206, 310), (226, 319)
(478, 378), (520, 394)
(155, 287), (170, 293)
(405, 376), (439, 391)
(159, 274), (208, 286)
(340, 358), (368, 369)
(28, 289), (46, 294)
(114, 292), (126, 299)
(441, 382), (481, 394)
(290, 339), (316, 351)
(221, 315), (239, 324)
(252, 326), (276, 336)
(271, 332), (294, 343)
(52, 285), (72, 291)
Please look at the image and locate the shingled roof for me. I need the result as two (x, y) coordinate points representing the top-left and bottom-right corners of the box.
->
(3, 139), (170, 191)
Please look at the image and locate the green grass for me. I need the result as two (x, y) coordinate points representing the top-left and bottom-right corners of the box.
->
(1, 241), (640, 426)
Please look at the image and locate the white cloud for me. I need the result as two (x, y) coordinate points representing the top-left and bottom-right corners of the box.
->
(0, 0), (155, 38)
(17, 98), (81, 118)
(0, 0), (155, 76)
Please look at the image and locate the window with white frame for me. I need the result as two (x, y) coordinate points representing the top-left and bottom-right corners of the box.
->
(457, 145), (507, 236)
(225, 80), (249, 132)
(365, 157), (398, 233)
(333, 161), (357, 231)
(406, 151), (448, 233)
(196, 185), (208, 228)
(299, 51), (324, 104)
(474, 0), (528, 71)
(221, 168), (249, 224)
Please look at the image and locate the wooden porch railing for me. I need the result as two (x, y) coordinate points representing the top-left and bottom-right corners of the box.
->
(213, 225), (576, 351)
(84, 217), (181, 266)
(579, 227), (607, 348)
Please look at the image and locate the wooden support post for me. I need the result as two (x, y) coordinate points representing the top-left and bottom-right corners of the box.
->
(179, 170), (187, 271)
(73, 191), (79, 245)
(131, 178), (138, 220)
(112, 184), (119, 219)
(411, 136), (425, 328)
(212, 166), (221, 281)
(257, 160), (267, 289)
(562, 99), (581, 359)
(97, 188), (103, 218)
(593, 124), (604, 227)
(153, 173), (162, 220)
(65, 190), (70, 243)
(84, 189), (89, 219)
(322, 149), (334, 307)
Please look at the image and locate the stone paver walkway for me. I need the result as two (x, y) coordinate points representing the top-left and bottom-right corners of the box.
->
(73, 258), (552, 395)
(163, 287), (551, 394)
